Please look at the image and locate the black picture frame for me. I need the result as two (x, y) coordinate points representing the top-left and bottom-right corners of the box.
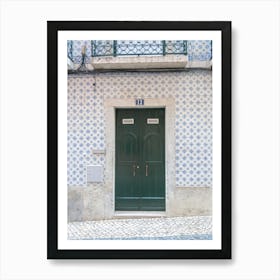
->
(47, 21), (231, 259)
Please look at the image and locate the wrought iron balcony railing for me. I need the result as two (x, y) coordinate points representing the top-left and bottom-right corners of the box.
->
(92, 40), (187, 57)
(68, 40), (212, 64)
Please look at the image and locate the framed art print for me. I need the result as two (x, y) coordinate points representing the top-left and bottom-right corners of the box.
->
(47, 21), (231, 259)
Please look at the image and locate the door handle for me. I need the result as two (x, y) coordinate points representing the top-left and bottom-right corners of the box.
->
(133, 165), (139, 176)
(145, 164), (148, 176)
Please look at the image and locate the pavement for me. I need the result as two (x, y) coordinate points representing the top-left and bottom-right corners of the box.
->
(68, 215), (212, 240)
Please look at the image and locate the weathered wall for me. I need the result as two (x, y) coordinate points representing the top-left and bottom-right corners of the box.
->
(67, 70), (212, 221)
(68, 185), (212, 221)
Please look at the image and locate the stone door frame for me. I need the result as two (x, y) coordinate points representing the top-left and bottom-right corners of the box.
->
(104, 98), (176, 218)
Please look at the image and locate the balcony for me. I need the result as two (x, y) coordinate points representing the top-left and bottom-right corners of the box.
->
(67, 40), (212, 71)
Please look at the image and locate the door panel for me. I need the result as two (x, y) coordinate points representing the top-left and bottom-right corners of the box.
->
(115, 110), (139, 210)
(143, 133), (163, 161)
(115, 108), (165, 211)
(117, 132), (138, 162)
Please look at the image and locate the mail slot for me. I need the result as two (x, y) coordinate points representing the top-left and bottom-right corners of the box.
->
(147, 118), (159, 124)
(122, 118), (134, 124)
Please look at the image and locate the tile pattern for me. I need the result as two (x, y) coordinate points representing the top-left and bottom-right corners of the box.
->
(187, 40), (212, 61)
(68, 70), (212, 187)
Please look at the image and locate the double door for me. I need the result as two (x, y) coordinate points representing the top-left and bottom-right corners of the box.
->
(115, 108), (165, 211)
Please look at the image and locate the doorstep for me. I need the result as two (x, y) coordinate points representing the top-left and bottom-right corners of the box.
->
(113, 211), (166, 219)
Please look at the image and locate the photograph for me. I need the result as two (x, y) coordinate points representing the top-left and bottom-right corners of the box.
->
(67, 39), (213, 240)
(48, 21), (231, 259)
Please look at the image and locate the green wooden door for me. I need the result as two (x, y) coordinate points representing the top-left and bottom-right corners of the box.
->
(115, 108), (165, 211)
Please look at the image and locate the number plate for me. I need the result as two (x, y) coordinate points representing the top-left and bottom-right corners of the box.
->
(135, 99), (144, 106)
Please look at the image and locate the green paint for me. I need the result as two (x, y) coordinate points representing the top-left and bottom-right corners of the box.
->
(115, 108), (165, 211)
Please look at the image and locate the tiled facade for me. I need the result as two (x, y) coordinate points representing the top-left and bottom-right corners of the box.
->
(67, 70), (212, 187)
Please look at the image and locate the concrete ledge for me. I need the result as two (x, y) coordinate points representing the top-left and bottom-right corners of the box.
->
(68, 59), (212, 71)
(186, 60), (212, 69)
(92, 55), (188, 69)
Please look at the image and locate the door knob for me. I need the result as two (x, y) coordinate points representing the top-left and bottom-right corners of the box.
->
(145, 164), (148, 176)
